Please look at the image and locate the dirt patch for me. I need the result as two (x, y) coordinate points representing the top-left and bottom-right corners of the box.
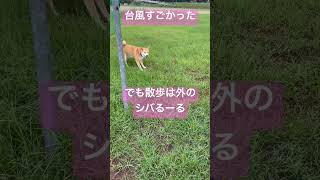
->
(159, 143), (174, 154)
(199, 88), (210, 97)
(253, 25), (286, 36)
(241, 22), (287, 39)
(187, 70), (209, 82)
(111, 159), (136, 180)
(152, 131), (175, 154)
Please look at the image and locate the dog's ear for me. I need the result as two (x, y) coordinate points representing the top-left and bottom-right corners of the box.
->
(135, 48), (140, 54)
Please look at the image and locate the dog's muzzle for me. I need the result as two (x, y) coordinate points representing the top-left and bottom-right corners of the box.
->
(141, 53), (148, 59)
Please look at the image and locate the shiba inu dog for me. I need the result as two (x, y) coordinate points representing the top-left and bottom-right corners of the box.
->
(122, 40), (149, 71)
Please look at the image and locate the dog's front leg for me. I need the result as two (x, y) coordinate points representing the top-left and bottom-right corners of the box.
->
(141, 60), (147, 69)
(135, 59), (144, 71)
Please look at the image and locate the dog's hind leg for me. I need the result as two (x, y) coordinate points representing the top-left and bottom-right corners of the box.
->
(123, 53), (128, 66)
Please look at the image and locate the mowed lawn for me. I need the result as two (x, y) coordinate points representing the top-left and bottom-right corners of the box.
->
(110, 14), (210, 179)
(213, 0), (320, 179)
(1, 0), (107, 179)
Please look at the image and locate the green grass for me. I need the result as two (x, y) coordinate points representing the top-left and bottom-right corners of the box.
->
(131, 2), (210, 9)
(174, 2), (210, 9)
(110, 15), (210, 179)
(213, 0), (320, 179)
(1, 0), (320, 179)
(0, 0), (106, 179)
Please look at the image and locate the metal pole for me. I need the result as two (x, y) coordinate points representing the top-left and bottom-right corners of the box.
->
(29, 0), (57, 154)
(112, 0), (128, 110)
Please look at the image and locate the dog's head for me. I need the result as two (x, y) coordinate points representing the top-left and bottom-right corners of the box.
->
(140, 47), (149, 59)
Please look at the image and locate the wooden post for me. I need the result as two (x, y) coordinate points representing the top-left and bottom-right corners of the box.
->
(112, 0), (128, 110)
(29, 0), (57, 154)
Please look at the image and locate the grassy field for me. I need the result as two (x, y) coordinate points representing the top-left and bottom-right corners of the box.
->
(212, 0), (320, 179)
(1, 0), (320, 179)
(0, 0), (107, 179)
(173, 2), (209, 9)
(131, 2), (210, 9)
(110, 13), (210, 179)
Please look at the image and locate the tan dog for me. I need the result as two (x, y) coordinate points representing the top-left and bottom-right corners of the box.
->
(122, 41), (149, 71)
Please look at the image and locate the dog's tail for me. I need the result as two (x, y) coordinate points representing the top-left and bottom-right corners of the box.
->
(122, 40), (126, 46)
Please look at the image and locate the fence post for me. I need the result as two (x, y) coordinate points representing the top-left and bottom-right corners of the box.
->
(29, 0), (57, 154)
(112, 0), (128, 110)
